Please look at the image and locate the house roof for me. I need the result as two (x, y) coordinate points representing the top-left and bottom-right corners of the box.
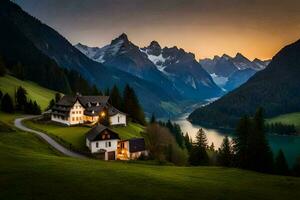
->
(55, 95), (109, 107)
(78, 96), (109, 107)
(128, 138), (146, 153)
(86, 124), (120, 142)
(108, 106), (126, 116)
(52, 94), (111, 117)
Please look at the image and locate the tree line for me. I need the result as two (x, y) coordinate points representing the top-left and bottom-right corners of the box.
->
(107, 84), (146, 125)
(0, 86), (41, 115)
(266, 122), (297, 135)
(143, 108), (300, 176)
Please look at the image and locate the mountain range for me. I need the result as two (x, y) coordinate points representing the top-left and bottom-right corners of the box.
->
(0, 0), (224, 118)
(75, 36), (222, 100)
(200, 53), (270, 91)
(189, 38), (300, 128)
(0, 0), (277, 119)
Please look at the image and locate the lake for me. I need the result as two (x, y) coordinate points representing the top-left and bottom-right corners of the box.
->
(173, 114), (300, 166)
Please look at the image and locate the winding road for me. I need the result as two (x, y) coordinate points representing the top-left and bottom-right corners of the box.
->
(14, 116), (87, 159)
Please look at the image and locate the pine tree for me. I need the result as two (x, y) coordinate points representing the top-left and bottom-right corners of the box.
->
(15, 86), (27, 111)
(46, 99), (56, 111)
(150, 113), (156, 124)
(217, 136), (233, 167)
(184, 133), (192, 152)
(1, 93), (14, 113)
(91, 85), (100, 95)
(105, 88), (110, 96)
(109, 85), (122, 110)
(55, 93), (62, 103)
(195, 128), (208, 149)
(274, 149), (289, 175)
(233, 115), (252, 168)
(32, 101), (41, 115)
(189, 128), (209, 166)
(123, 84), (146, 125)
(248, 108), (273, 173)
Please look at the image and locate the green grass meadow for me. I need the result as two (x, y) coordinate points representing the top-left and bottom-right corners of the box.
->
(112, 122), (144, 139)
(24, 120), (144, 151)
(1, 126), (300, 199)
(0, 75), (57, 110)
(267, 112), (300, 131)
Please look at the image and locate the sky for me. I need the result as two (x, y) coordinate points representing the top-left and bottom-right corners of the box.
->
(14, 0), (300, 60)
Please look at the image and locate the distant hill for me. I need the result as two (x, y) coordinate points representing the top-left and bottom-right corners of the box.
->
(189, 39), (300, 128)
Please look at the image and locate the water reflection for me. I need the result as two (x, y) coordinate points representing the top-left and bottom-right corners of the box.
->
(172, 114), (300, 166)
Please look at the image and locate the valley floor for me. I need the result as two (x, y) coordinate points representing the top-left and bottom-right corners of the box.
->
(1, 112), (300, 200)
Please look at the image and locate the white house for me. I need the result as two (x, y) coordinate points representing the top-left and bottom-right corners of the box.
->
(51, 94), (127, 126)
(86, 124), (147, 160)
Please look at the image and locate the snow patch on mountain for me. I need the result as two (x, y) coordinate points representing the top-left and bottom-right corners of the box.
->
(140, 48), (169, 73)
(210, 73), (228, 87)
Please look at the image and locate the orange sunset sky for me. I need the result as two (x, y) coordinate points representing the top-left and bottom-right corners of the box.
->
(14, 0), (300, 60)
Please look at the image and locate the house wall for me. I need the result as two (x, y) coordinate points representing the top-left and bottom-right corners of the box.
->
(86, 138), (90, 149)
(89, 139), (119, 160)
(110, 113), (126, 126)
(51, 115), (70, 125)
(84, 115), (99, 123)
(69, 101), (85, 125)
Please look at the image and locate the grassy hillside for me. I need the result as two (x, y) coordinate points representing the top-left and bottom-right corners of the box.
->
(24, 120), (144, 152)
(0, 75), (57, 110)
(1, 113), (300, 200)
(112, 122), (144, 139)
(267, 112), (300, 131)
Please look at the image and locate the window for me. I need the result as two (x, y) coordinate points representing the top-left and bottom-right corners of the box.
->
(72, 117), (75, 121)
(76, 117), (78, 121)
(72, 111), (75, 114)
(79, 111), (81, 114)
(96, 142), (99, 148)
(105, 141), (111, 148)
(118, 116), (120, 122)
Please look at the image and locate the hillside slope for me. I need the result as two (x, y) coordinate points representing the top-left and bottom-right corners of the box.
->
(1, 115), (300, 200)
(0, 75), (56, 110)
(189, 39), (300, 128)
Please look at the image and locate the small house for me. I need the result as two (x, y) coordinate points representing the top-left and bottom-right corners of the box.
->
(51, 94), (126, 126)
(85, 124), (147, 160)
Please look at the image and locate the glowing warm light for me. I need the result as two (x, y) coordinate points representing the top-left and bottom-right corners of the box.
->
(100, 111), (106, 117)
